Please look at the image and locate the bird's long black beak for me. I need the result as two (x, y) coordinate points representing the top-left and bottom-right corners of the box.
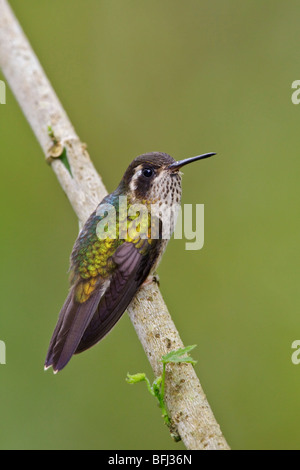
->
(168, 152), (216, 171)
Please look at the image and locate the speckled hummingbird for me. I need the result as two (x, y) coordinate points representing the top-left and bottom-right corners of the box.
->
(45, 151), (215, 373)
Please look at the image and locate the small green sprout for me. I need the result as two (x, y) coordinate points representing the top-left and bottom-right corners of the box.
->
(47, 125), (72, 176)
(126, 345), (197, 442)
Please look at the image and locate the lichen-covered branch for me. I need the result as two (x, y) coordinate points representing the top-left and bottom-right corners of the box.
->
(0, 0), (230, 450)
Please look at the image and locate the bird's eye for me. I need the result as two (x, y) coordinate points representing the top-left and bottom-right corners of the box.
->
(142, 168), (154, 178)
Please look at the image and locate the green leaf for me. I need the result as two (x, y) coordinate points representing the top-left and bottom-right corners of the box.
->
(126, 372), (146, 384)
(161, 344), (197, 365)
(126, 372), (154, 396)
(59, 147), (73, 177)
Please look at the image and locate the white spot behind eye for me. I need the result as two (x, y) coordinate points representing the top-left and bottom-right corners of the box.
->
(129, 166), (143, 193)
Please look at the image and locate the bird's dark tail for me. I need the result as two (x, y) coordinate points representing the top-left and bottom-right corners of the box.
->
(44, 286), (103, 373)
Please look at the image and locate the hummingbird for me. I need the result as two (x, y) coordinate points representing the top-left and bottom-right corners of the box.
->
(45, 151), (215, 373)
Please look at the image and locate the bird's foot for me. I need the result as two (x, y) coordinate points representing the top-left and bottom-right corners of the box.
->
(142, 272), (160, 287)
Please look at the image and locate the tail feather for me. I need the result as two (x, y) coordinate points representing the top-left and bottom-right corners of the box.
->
(44, 286), (103, 372)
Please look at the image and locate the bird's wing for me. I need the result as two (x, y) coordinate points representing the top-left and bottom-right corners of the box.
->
(75, 239), (158, 354)
(45, 239), (159, 372)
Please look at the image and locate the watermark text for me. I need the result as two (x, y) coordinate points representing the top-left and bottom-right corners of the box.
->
(0, 80), (6, 104)
(0, 340), (6, 365)
(95, 197), (205, 251)
(291, 80), (300, 105)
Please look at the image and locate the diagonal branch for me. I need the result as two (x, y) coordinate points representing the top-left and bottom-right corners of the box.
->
(0, 0), (230, 450)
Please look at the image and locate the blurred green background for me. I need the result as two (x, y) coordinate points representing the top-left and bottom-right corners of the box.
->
(0, 0), (299, 450)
